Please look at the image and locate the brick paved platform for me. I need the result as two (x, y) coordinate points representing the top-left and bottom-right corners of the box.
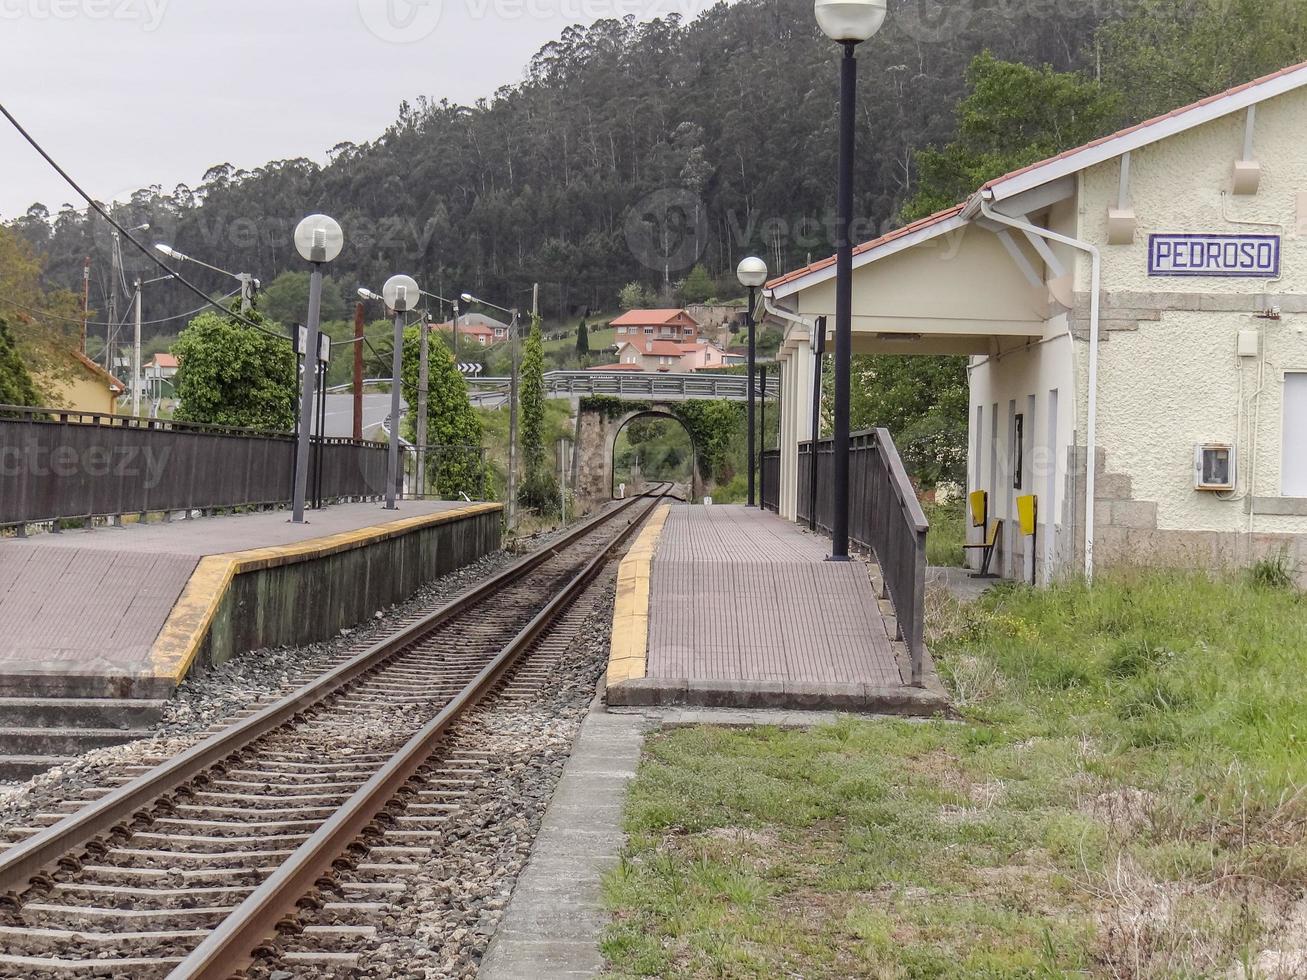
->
(0, 500), (498, 695)
(606, 505), (948, 714)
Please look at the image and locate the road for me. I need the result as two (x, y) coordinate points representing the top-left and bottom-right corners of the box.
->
(323, 393), (404, 439)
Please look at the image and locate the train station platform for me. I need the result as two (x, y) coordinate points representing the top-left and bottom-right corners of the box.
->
(0, 500), (502, 700)
(605, 504), (949, 714)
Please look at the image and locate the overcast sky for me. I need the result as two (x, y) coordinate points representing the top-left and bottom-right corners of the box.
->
(1, 0), (700, 220)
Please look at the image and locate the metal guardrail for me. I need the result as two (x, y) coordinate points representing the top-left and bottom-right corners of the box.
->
(467, 370), (779, 402)
(761, 449), (780, 512)
(0, 404), (394, 527)
(796, 429), (929, 686)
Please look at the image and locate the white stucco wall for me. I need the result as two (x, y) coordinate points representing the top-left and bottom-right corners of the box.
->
(967, 328), (1077, 580)
(1071, 85), (1307, 541)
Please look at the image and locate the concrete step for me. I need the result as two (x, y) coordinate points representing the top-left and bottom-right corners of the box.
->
(0, 726), (141, 757)
(0, 670), (174, 699)
(0, 697), (166, 729)
(0, 754), (77, 780)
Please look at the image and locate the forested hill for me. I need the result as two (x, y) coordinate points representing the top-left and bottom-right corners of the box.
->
(10, 0), (1306, 331)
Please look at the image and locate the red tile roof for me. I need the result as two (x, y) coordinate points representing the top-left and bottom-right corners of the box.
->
(72, 350), (125, 393)
(765, 204), (965, 290)
(610, 308), (698, 327)
(586, 362), (644, 371)
(148, 353), (179, 368)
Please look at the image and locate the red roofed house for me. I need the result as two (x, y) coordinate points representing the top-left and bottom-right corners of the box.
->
(763, 60), (1307, 585)
(610, 309), (700, 344)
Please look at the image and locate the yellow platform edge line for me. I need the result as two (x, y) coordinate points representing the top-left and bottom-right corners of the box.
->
(605, 503), (671, 689)
(150, 502), (504, 686)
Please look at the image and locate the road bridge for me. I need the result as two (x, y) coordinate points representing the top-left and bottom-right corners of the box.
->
(468, 370), (779, 404)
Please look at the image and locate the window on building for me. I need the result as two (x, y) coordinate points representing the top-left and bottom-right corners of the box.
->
(1283, 373), (1307, 495)
(644, 327), (653, 335)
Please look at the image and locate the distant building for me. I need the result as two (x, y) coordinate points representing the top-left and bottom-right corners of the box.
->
(434, 312), (510, 347)
(612, 335), (739, 372)
(610, 309), (700, 343)
(34, 349), (126, 415)
(143, 352), (178, 380)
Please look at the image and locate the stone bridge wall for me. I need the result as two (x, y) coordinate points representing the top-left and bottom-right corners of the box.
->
(574, 404), (700, 509)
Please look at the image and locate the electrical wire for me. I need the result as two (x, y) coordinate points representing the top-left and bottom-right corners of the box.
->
(0, 101), (291, 345)
(0, 289), (240, 327)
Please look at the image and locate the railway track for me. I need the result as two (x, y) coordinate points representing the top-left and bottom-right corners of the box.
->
(0, 488), (668, 978)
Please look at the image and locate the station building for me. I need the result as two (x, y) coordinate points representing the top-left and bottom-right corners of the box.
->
(763, 61), (1307, 583)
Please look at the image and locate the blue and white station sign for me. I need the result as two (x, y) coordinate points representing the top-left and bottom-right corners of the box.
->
(1148, 233), (1280, 278)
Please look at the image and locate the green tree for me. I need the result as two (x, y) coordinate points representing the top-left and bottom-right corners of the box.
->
(258, 270), (348, 328)
(849, 355), (969, 488)
(619, 282), (652, 310)
(679, 264), (715, 304)
(576, 316), (590, 356)
(883, 54), (1118, 486)
(517, 313), (558, 513)
(900, 53), (1121, 222)
(1098, 0), (1307, 121)
(0, 317), (40, 408)
(400, 327), (485, 497)
(172, 307), (297, 430)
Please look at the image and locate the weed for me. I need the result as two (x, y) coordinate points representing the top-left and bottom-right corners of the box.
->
(1249, 549), (1296, 590)
(603, 567), (1307, 978)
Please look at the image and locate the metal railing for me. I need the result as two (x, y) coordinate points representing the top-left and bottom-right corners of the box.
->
(466, 370), (780, 403)
(797, 429), (929, 686)
(761, 449), (780, 512)
(0, 404), (395, 528)
(396, 443), (488, 502)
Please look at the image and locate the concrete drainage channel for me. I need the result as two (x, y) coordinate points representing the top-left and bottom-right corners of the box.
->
(0, 490), (667, 978)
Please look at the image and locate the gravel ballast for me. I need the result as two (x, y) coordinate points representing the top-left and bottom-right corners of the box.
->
(0, 522), (581, 837)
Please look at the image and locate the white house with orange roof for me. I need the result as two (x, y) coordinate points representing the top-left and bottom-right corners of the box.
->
(610, 309), (700, 343)
(764, 61), (1307, 584)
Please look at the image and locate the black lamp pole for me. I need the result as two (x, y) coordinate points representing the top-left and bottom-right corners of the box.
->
(830, 40), (857, 560)
(746, 283), (757, 507)
(758, 362), (767, 509)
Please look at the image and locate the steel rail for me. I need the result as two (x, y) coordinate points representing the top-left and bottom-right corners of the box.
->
(0, 491), (657, 904)
(170, 487), (667, 978)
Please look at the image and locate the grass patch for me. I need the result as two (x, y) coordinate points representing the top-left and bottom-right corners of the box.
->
(602, 569), (1307, 978)
(924, 498), (966, 567)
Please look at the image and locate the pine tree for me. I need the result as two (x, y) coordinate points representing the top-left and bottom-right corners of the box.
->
(0, 317), (40, 409)
(576, 316), (590, 356)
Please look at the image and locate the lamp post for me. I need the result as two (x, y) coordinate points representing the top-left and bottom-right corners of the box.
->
(154, 243), (259, 313)
(462, 292), (519, 527)
(291, 214), (344, 523)
(736, 257), (768, 508)
(131, 271), (175, 416)
(382, 275), (421, 510)
(816, 0), (886, 559)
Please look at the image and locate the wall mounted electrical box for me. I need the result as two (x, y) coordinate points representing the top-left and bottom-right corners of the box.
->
(1194, 444), (1235, 491)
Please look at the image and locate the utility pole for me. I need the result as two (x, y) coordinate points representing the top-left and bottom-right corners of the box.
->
(507, 295), (526, 530)
(106, 232), (120, 372)
(132, 279), (142, 416)
(352, 302), (364, 440)
(81, 256), (90, 354)
(416, 310), (431, 498)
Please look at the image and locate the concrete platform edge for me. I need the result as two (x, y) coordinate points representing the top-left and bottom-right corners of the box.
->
(604, 504), (669, 688)
(606, 675), (951, 716)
